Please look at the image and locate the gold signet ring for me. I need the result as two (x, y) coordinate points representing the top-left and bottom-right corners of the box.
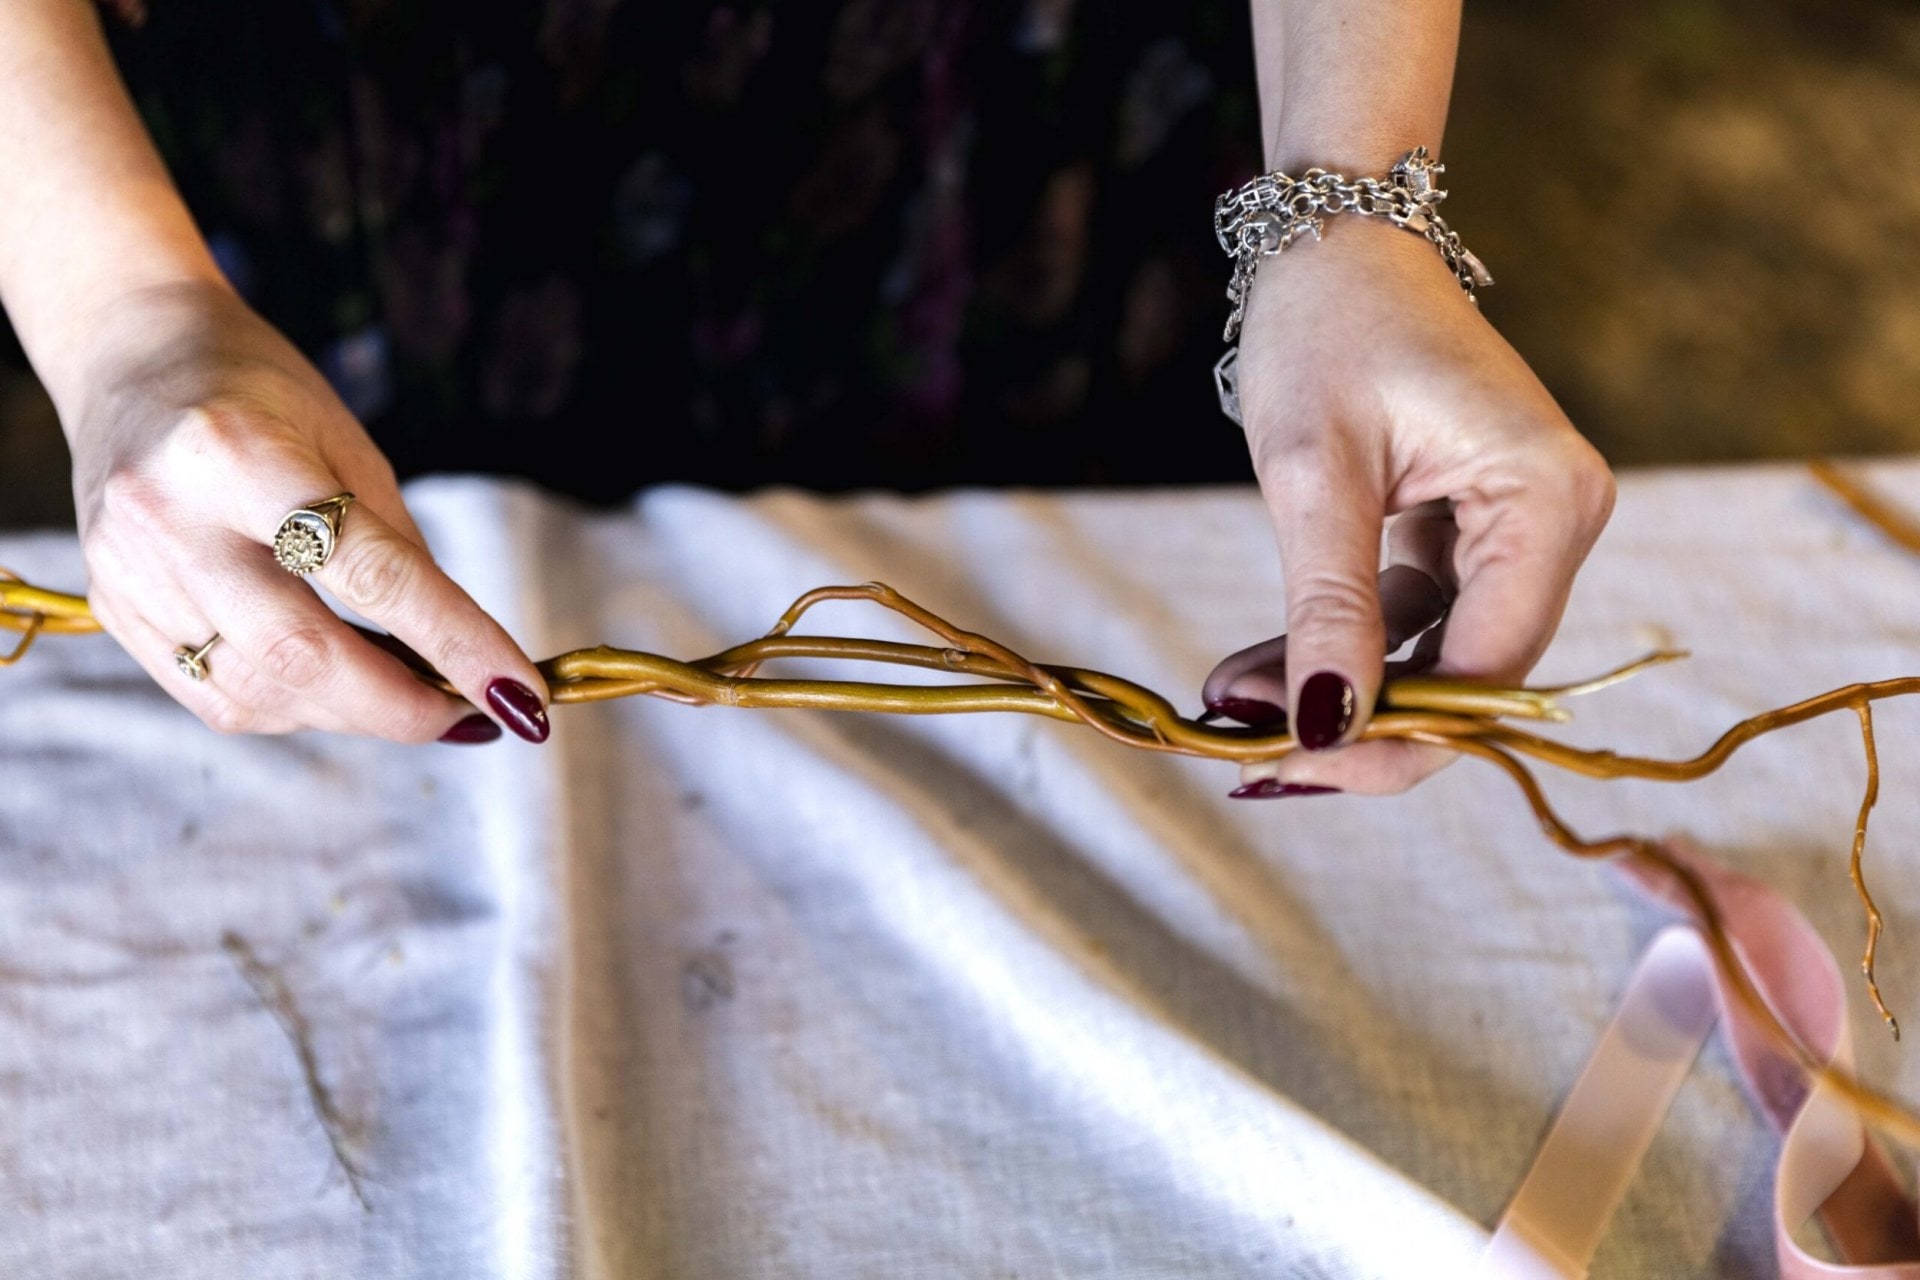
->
(173, 633), (221, 681)
(271, 493), (355, 575)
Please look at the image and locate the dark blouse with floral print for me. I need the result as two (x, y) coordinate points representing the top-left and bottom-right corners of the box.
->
(99, 0), (1261, 502)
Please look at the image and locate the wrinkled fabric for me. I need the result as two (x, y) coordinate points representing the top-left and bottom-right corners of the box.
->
(6, 461), (1920, 1276)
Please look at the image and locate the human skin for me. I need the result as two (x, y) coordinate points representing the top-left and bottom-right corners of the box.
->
(1205, 0), (1615, 794)
(0, 0), (549, 744)
(0, 1), (1607, 767)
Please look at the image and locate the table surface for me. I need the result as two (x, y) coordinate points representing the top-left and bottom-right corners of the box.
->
(6, 460), (1920, 1279)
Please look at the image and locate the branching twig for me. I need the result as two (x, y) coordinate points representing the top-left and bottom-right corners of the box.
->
(1852, 704), (1897, 1040)
(6, 524), (1919, 1145)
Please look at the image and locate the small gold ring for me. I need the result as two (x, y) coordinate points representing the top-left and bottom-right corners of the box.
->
(174, 633), (221, 682)
(271, 492), (355, 575)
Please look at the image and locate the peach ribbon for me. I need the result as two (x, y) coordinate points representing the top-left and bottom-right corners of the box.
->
(1482, 840), (1920, 1278)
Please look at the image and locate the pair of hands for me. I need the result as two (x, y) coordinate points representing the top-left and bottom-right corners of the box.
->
(69, 225), (1612, 792)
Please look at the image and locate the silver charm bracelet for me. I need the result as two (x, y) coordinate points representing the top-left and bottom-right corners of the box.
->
(1211, 146), (1491, 425)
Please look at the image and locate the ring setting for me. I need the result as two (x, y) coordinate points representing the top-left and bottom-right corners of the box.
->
(272, 493), (355, 575)
(174, 634), (221, 681)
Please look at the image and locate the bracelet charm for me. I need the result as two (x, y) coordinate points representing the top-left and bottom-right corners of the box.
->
(1211, 147), (1491, 425)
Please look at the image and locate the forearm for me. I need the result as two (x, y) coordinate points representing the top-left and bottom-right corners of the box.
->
(1249, 0), (1461, 172)
(0, 0), (225, 422)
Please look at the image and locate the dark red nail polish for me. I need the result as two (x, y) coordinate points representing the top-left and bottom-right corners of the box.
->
(1205, 695), (1288, 727)
(1296, 671), (1355, 751)
(1229, 780), (1342, 800)
(486, 678), (550, 743)
(439, 713), (503, 744)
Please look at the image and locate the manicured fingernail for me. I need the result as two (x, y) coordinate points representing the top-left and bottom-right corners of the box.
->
(1296, 671), (1355, 751)
(1229, 780), (1342, 800)
(1204, 695), (1288, 727)
(439, 712), (503, 744)
(486, 678), (550, 743)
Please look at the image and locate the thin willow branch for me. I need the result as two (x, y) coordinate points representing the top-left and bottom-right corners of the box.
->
(1853, 704), (1896, 1040)
(4, 569), (1918, 1144)
(1814, 458), (1920, 557)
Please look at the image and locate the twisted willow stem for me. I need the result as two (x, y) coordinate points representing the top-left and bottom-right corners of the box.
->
(3, 565), (1917, 1144)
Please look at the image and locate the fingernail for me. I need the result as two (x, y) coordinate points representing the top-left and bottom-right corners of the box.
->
(1204, 695), (1288, 727)
(439, 712), (503, 745)
(486, 678), (550, 743)
(1229, 780), (1342, 800)
(1296, 671), (1355, 751)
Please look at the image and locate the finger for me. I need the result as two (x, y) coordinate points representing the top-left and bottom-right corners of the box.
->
(1202, 506), (1449, 729)
(1231, 739), (1455, 798)
(182, 530), (487, 744)
(240, 475), (551, 743)
(326, 448), (434, 555)
(99, 557), (387, 736)
(1231, 444), (1615, 799)
(85, 543), (305, 734)
(1224, 501), (1461, 796)
(1201, 562), (1444, 728)
(91, 589), (306, 736)
(347, 622), (442, 680)
(1385, 499), (1459, 594)
(1229, 634), (1460, 795)
(89, 531), (388, 737)
(1437, 440), (1614, 686)
(1258, 503), (1464, 794)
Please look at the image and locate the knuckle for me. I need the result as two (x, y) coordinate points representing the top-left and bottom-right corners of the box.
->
(423, 629), (482, 683)
(378, 695), (450, 745)
(204, 700), (257, 736)
(333, 537), (415, 617)
(1534, 437), (1616, 542)
(1249, 422), (1331, 485)
(1570, 450), (1617, 529)
(215, 657), (277, 710)
(258, 624), (337, 689)
(170, 401), (288, 461)
(365, 453), (402, 493)
(1286, 569), (1382, 638)
(162, 405), (254, 473)
(161, 403), (308, 502)
(96, 467), (169, 528)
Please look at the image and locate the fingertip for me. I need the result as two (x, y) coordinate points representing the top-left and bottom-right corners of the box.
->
(439, 711), (504, 744)
(1201, 633), (1292, 708)
(1293, 669), (1358, 751)
(485, 676), (551, 744)
(1204, 695), (1288, 729)
(1207, 662), (1290, 726)
(1233, 739), (1455, 797)
(1229, 779), (1340, 800)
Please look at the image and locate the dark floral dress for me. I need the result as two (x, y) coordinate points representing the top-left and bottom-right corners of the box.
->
(100, 0), (1261, 502)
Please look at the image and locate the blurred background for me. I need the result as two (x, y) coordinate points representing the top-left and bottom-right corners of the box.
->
(4, 0), (1920, 530)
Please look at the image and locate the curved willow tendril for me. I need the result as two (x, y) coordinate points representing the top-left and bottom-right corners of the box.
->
(1852, 703), (1896, 1041)
(4, 568), (1919, 1143)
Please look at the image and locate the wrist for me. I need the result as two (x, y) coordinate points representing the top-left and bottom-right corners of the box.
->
(39, 273), (237, 435)
(1242, 215), (1464, 323)
(1252, 1), (1460, 175)
(1264, 129), (1446, 178)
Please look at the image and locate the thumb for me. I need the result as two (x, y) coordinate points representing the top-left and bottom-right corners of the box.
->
(1264, 442), (1389, 751)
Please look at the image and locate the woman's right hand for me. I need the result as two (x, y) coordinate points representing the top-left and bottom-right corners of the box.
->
(65, 279), (551, 744)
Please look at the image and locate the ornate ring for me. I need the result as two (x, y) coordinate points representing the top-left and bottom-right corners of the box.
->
(173, 633), (221, 682)
(271, 492), (356, 575)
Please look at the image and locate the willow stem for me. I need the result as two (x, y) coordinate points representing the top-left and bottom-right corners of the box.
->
(5, 562), (1920, 1144)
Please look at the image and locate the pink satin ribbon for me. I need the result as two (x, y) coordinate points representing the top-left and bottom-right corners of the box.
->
(1488, 838), (1920, 1277)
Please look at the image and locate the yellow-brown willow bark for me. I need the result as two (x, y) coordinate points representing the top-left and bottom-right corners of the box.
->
(2, 462), (1917, 1145)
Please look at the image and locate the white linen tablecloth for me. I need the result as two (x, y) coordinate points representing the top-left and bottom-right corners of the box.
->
(5, 459), (1920, 1278)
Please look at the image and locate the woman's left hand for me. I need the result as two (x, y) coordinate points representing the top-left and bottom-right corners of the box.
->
(1199, 219), (1615, 797)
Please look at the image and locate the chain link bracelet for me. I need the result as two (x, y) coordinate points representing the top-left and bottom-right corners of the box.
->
(1211, 146), (1491, 425)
